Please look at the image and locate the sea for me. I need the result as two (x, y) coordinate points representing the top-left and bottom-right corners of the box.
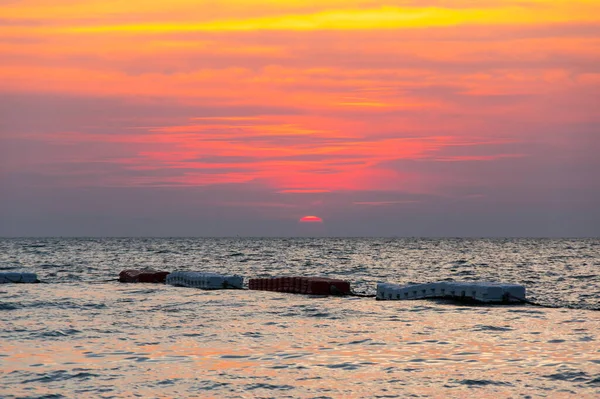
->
(1, 238), (599, 398)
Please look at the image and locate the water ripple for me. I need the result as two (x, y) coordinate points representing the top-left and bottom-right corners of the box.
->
(1, 238), (599, 398)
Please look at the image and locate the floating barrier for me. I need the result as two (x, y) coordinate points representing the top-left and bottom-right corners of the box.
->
(118, 269), (170, 283)
(166, 271), (243, 289)
(248, 276), (351, 296)
(0, 272), (39, 284)
(376, 281), (526, 303)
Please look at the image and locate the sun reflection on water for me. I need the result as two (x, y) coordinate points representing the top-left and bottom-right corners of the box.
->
(1, 285), (599, 398)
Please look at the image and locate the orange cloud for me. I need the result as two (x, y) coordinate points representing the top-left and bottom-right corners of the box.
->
(1, 0), (598, 203)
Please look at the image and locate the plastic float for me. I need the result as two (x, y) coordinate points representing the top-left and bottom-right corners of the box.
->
(376, 281), (526, 303)
(166, 271), (243, 289)
(0, 272), (39, 284)
(248, 276), (351, 296)
(118, 269), (170, 283)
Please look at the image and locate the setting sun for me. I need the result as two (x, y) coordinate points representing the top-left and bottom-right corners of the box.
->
(299, 216), (324, 223)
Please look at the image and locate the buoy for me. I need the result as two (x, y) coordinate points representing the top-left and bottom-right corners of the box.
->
(118, 269), (170, 283)
(166, 271), (243, 289)
(248, 276), (351, 296)
(0, 272), (39, 284)
(376, 281), (526, 303)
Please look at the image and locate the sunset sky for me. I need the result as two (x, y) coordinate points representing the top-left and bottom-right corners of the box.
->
(1, 0), (599, 236)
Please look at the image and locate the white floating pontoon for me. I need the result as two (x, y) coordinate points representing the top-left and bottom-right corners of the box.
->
(376, 281), (526, 303)
(166, 271), (243, 290)
(0, 272), (39, 284)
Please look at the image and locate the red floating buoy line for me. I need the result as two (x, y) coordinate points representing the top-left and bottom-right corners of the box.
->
(118, 269), (170, 284)
(4, 268), (540, 305)
(115, 270), (353, 296)
(113, 270), (352, 296)
(248, 276), (351, 296)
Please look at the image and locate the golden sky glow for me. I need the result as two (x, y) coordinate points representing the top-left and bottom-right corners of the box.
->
(1, 0), (599, 232)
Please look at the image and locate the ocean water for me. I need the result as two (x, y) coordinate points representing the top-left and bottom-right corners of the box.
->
(1, 238), (599, 398)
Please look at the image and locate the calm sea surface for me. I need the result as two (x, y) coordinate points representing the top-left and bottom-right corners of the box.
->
(1, 238), (599, 398)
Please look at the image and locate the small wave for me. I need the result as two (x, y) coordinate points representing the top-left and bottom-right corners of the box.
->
(136, 341), (161, 346)
(453, 379), (513, 387)
(21, 370), (99, 384)
(13, 300), (106, 311)
(320, 362), (362, 370)
(408, 306), (436, 313)
(0, 265), (21, 270)
(81, 303), (108, 309)
(157, 378), (181, 385)
(123, 288), (159, 295)
(544, 370), (593, 383)
(507, 309), (546, 315)
(588, 377), (600, 386)
(346, 338), (372, 345)
(472, 325), (514, 332)
(245, 383), (294, 391)
(38, 328), (81, 338)
(241, 332), (263, 338)
(307, 312), (335, 318)
(155, 249), (173, 254)
(39, 263), (69, 269)
(193, 381), (231, 391)
(572, 274), (598, 279)
(220, 355), (250, 359)
(452, 270), (475, 276)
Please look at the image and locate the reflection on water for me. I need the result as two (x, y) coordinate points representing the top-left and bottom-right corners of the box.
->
(1, 285), (599, 398)
(1, 238), (599, 397)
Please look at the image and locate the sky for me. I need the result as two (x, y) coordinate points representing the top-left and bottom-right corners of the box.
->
(1, 0), (599, 237)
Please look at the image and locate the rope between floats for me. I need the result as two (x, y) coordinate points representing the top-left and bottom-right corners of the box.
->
(507, 294), (569, 309)
(349, 290), (376, 298)
(11, 280), (600, 311)
(39, 278), (121, 284)
(87, 278), (120, 284)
